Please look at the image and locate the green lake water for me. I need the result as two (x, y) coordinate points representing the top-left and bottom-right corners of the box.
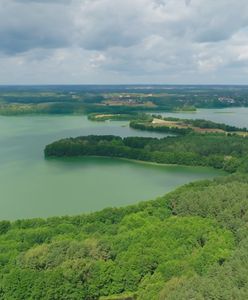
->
(0, 114), (228, 220)
(158, 107), (248, 128)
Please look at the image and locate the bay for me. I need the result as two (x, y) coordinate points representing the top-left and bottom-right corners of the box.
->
(0, 115), (224, 220)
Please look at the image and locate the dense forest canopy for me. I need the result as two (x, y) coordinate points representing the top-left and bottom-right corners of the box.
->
(44, 133), (248, 173)
(1, 174), (248, 299)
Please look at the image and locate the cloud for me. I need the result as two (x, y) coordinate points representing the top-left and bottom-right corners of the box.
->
(0, 0), (248, 83)
(0, 0), (74, 54)
(13, 0), (72, 4)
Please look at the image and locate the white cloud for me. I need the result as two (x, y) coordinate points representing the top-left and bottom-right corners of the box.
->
(0, 0), (248, 83)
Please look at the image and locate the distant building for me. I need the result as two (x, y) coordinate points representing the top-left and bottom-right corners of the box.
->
(218, 97), (235, 104)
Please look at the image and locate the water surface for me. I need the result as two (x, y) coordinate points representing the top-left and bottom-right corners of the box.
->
(157, 107), (248, 128)
(0, 115), (224, 220)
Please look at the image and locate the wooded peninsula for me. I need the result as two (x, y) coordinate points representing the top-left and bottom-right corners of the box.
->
(45, 132), (248, 174)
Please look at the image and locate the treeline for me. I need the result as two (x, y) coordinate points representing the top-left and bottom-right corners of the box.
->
(2, 174), (248, 299)
(0, 91), (104, 105)
(130, 120), (192, 135)
(0, 103), (86, 115)
(185, 118), (247, 132)
(88, 113), (151, 122)
(166, 116), (247, 132)
(44, 134), (248, 173)
(131, 116), (247, 135)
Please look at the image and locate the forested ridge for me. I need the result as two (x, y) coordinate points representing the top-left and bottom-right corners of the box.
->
(1, 174), (248, 299)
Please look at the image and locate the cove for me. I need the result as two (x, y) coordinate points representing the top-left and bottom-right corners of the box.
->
(0, 115), (224, 220)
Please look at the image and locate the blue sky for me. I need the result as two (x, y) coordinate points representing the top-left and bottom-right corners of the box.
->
(1, 0), (248, 84)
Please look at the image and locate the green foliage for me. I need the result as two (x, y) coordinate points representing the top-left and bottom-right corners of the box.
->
(1, 86), (248, 298)
(184, 118), (245, 132)
(1, 175), (244, 299)
(0, 221), (11, 235)
(130, 116), (246, 135)
(130, 120), (193, 135)
(45, 134), (248, 173)
(166, 174), (248, 235)
(88, 113), (150, 122)
(0, 103), (86, 115)
(157, 174), (248, 299)
(1, 174), (248, 298)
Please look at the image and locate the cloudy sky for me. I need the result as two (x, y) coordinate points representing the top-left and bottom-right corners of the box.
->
(1, 0), (248, 84)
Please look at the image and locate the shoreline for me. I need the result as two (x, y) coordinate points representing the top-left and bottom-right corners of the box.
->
(46, 154), (227, 174)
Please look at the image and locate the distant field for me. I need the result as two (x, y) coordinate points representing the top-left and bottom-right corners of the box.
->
(152, 118), (226, 134)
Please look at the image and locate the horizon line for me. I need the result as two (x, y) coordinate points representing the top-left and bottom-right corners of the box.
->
(1, 83), (248, 86)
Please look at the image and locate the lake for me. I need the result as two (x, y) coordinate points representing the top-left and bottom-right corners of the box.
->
(157, 107), (248, 128)
(0, 114), (226, 220)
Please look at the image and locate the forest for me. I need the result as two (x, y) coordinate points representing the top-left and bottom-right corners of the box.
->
(1, 174), (248, 299)
(44, 133), (248, 173)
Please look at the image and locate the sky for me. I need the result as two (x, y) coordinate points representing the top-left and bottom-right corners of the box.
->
(0, 0), (248, 85)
